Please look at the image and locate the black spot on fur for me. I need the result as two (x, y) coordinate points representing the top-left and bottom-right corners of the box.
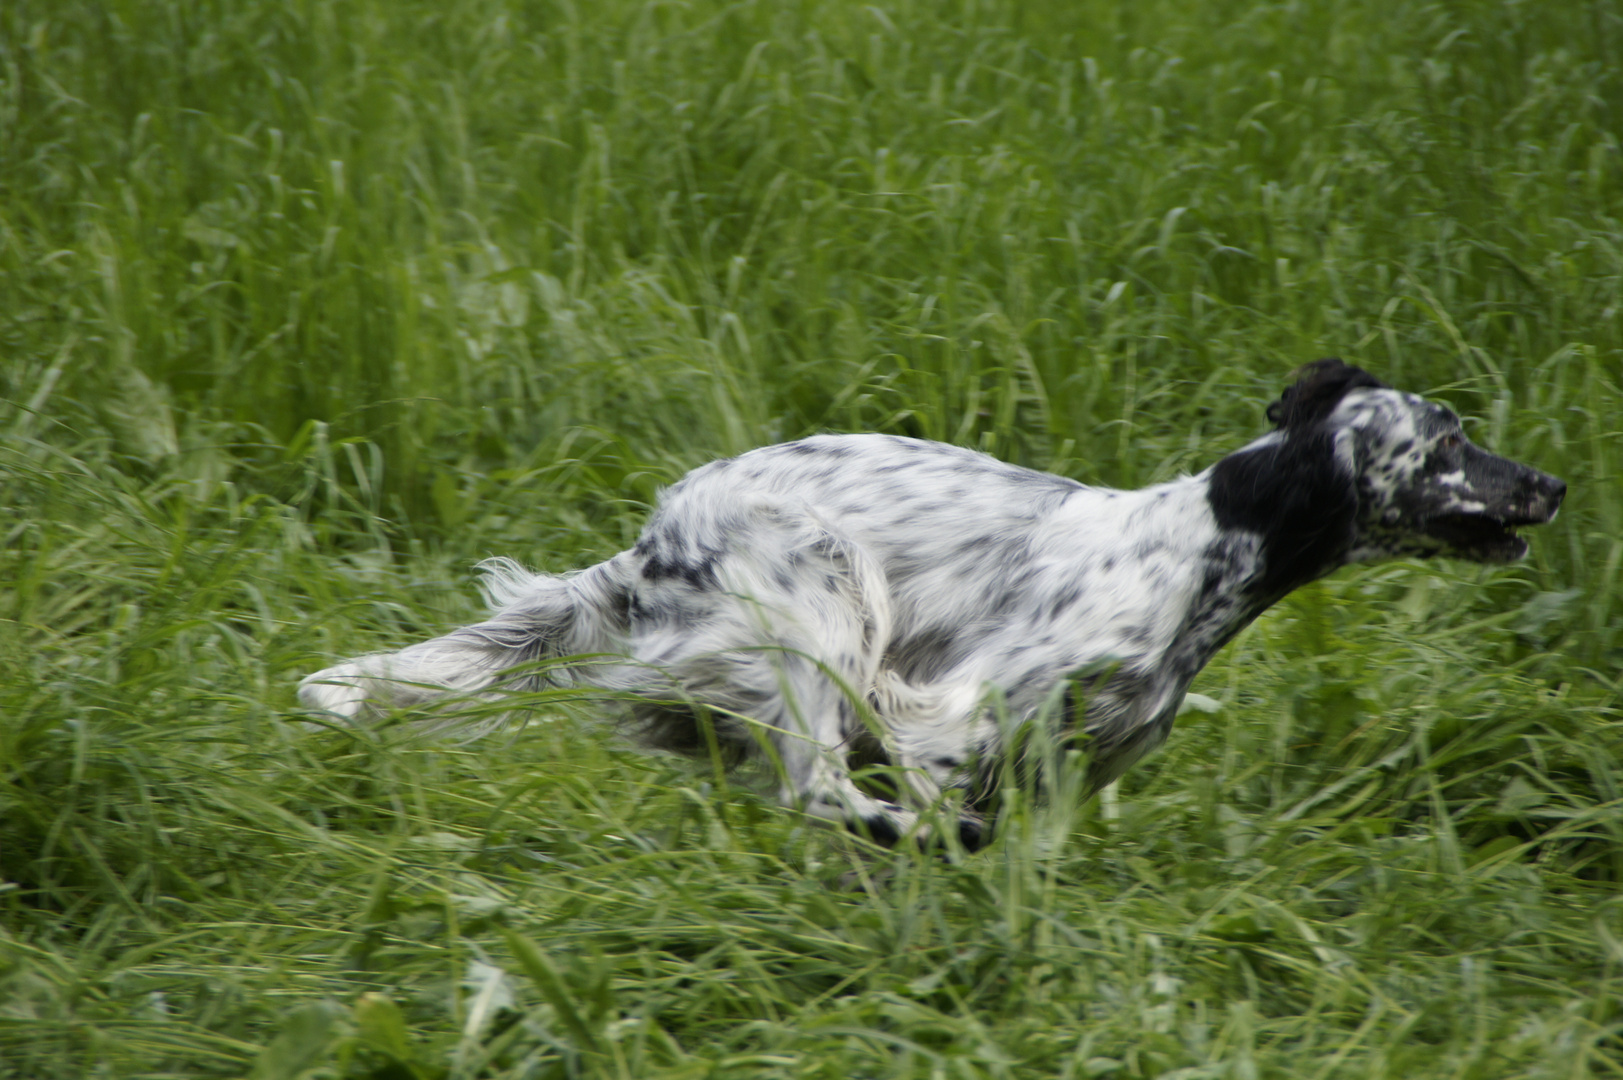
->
(884, 625), (963, 682)
(639, 535), (721, 589)
(955, 534), (995, 555)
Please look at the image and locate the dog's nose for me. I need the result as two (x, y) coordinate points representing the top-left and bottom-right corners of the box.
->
(1528, 473), (1567, 521)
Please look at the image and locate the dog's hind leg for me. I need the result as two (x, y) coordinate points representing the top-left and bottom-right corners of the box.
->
(623, 506), (941, 843)
(760, 650), (922, 845)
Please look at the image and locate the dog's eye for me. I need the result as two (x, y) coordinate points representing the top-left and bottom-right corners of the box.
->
(1439, 434), (1463, 450)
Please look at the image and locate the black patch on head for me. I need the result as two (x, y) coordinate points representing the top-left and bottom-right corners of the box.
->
(1265, 358), (1389, 431)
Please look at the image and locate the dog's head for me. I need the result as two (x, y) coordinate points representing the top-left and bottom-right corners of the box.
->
(1209, 359), (1565, 598)
(1287, 359), (1567, 564)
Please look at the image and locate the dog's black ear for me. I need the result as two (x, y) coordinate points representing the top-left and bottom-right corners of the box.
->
(1211, 357), (1387, 599)
(1267, 358), (1389, 431)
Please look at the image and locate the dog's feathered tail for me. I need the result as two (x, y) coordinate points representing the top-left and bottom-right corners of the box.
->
(297, 555), (634, 725)
(471, 555), (632, 660)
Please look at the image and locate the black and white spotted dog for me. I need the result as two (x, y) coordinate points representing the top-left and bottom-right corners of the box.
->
(301, 360), (1565, 848)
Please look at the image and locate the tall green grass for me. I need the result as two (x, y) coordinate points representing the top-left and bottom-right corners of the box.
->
(2, 0), (1621, 1075)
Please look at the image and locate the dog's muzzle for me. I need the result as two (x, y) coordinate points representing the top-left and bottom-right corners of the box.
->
(1428, 446), (1566, 562)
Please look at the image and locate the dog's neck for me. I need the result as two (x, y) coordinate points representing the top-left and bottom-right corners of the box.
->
(1110, 431), (1360, 683)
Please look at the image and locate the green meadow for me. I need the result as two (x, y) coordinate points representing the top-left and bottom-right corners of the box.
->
(3, 0), (1622, 1075)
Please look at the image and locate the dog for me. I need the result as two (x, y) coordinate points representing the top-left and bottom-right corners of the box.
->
(300, 360), (1565, 849)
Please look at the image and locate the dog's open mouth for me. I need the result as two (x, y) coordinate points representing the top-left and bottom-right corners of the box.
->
(1426, 511), (1546, 562)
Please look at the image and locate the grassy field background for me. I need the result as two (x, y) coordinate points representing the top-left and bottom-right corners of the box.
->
(3, 0), (1622, 1075)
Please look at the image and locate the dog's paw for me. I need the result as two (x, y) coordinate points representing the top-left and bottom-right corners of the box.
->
(844, 804), (915, 847)
(850, 809), (989, 853)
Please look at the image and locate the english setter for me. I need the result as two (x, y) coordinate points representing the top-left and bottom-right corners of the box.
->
(301, 360), (1565, 849)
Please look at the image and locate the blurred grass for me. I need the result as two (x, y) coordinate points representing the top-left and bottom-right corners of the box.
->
(3, 0), (1622, 1076)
